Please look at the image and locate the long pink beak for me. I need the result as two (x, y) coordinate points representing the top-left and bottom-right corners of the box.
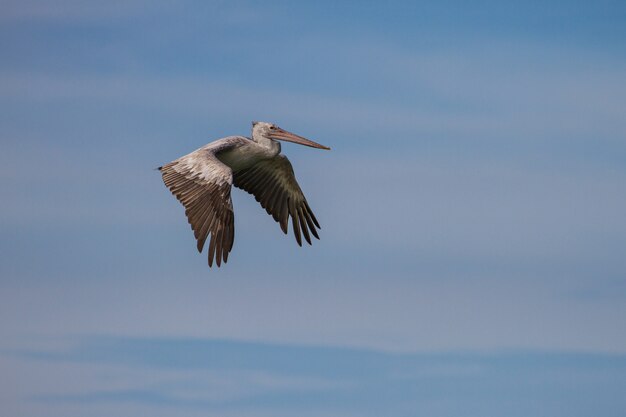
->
(269, 127), (330, 150)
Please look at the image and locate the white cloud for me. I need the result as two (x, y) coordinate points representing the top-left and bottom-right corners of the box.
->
(0, 353), (352, 417)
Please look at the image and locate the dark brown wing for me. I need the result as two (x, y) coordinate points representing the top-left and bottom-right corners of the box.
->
(233, 155), (321, 246)
(160, 146), (235, 267)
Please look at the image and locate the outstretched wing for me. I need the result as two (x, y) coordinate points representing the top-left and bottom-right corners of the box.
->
(233, 155), (321, 246)
(160, 145), (235, 267)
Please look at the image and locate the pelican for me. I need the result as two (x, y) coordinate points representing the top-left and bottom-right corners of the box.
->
(159, 121), (330, 267)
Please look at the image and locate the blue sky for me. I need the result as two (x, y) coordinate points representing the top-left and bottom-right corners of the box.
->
(1, 1), (626, 416)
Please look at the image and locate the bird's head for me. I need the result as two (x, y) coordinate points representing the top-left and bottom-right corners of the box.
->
(252, 121), (330, 150)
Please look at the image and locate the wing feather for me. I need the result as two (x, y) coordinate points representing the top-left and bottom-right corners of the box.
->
(160, 144), (236, 267)
(233, 155), (321, 245)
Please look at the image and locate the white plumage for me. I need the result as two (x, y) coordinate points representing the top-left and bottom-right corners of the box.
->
(160, 122), (330, 267)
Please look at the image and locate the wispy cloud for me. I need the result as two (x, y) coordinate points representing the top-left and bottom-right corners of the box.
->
(4, 336), (626, 417)
(3, 37), (626, 147)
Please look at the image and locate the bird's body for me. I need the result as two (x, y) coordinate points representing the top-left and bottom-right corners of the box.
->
(214, 135), (279, 171)
(159, 122), (330, 267)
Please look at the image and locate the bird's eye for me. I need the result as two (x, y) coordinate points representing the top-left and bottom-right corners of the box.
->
(270, 126), (276, 130)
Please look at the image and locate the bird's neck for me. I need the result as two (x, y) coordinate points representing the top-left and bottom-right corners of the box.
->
(252, 135), (281, 156)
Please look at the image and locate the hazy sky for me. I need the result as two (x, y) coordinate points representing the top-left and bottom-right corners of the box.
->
(1, 1), (625, 416)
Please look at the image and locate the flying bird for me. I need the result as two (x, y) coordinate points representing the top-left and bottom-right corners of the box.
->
(159, 121), (330, 267)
